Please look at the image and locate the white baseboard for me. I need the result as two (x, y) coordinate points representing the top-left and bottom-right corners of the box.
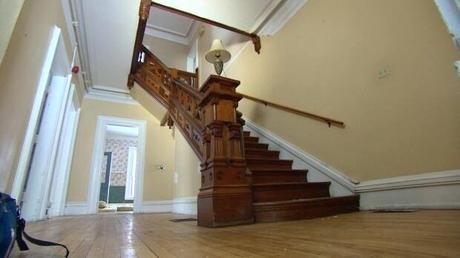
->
(64, 202), (89, 216)
(244, 118), (356, 197)
(172, 197), (197, 215)
(243, 118), (460, 210)
(356, 170), (460, 210)
(139, 200), (172, 213)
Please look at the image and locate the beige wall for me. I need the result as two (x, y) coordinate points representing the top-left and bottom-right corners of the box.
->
(201, 0), (460, 181)
(0, 0), (25, 66)
(132, 83), (200, 199)
(0, 0), (77, 192)
(197, 24), (247, 86)
(66, 98), (175, 202)
(173, 129), (201, 198)
(143, 35), (189, 70)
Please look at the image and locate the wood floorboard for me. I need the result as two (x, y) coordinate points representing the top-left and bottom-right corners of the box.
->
(9, 210), (460, 258)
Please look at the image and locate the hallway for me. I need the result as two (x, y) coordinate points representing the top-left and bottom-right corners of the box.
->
(10, 210), (460, 257)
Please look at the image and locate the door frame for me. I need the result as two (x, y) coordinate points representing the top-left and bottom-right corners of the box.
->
(11, 26), (71, 202)
(87, 116), (146, 214)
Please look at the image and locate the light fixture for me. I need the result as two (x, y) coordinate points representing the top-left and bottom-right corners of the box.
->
(205, 39), (231, 76)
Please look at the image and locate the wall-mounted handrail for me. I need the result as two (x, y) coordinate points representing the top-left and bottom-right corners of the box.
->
(240, 93), (345, 128)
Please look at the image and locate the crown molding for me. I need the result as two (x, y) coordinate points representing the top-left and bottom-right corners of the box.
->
(92, 84), (130, 94)
(250, 0), (283, 33)
(146, 22), (193, 37)
(145, 21), (198, 46)
(85, 87), (139, 105)
(259, 0), (308, 36)
(145, 27), (190, 45)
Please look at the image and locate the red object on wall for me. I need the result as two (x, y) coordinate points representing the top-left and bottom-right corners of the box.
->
(72, 66), (80, 74)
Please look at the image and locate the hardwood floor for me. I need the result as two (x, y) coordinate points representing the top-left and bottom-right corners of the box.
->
(10, 210), (460, 258)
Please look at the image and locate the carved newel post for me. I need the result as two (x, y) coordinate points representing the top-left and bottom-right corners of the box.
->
(197, 75), (254, 227)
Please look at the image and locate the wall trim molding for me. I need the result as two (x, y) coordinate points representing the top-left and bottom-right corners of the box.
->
(139, 200), (173, 213)
(172, 196), (197, 215)
(64, 202), (89, 216)
(355, 170), (460, 193)
(244, 118), (460, 210)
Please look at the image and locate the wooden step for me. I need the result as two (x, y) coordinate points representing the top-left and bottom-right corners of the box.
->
(244, 136), (259, 143)
(246, 158), (293, 170)
(252, 182), (330, 202)
(243, 131), (251, 137)
(253, 195), (360, 222)
(251, 169), (308, 184)
(244, 142), (269, 150)
(245, 149), (280, 160)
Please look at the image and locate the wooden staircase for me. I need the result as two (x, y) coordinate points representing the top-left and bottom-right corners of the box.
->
(127, 43), (359, 227)
(243, 131), (359, 222)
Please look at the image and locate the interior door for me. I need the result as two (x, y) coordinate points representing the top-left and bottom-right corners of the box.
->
(20, 75), (68, 221)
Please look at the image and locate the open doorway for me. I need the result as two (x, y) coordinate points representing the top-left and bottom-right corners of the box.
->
(88, 116), (146, 214)
(98, 125), (139, 213)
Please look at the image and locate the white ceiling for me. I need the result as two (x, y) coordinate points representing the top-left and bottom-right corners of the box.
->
(76, 0), (289, 96)
(145, 8), (197, 45)
(152, 0), (282, 32)
(80, 0), (139, 93)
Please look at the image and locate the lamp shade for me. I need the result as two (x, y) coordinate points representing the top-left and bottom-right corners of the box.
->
(205, 39), (231, 64)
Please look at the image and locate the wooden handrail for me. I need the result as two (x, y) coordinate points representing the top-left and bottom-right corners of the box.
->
(240, 94), (345, 128)
(151, 2), (261, 54)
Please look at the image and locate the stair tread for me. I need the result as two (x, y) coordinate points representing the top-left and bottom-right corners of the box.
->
(253, 195), (359, 206)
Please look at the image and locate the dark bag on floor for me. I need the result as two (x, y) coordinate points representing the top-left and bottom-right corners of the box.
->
(0, 192), (69, 257)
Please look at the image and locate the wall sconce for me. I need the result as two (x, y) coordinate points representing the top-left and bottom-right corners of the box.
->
(205, 39), (231, 76)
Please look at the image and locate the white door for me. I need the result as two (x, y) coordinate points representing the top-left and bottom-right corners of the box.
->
(47, 84), (80, 217)
(20, 75), (68, 221)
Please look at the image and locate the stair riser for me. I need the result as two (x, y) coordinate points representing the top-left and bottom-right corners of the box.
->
(252, 174), (307, 184)
(244, 137), (259, 143)
(244, 143), (269, 150)
(247, 160), (293, 170)
(254, 205), (358, 222)
(248, 163), (292, 170)
(253, 196), (360, 222)
(246, 153), (279, 160)
(253, 185), (330, 202)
